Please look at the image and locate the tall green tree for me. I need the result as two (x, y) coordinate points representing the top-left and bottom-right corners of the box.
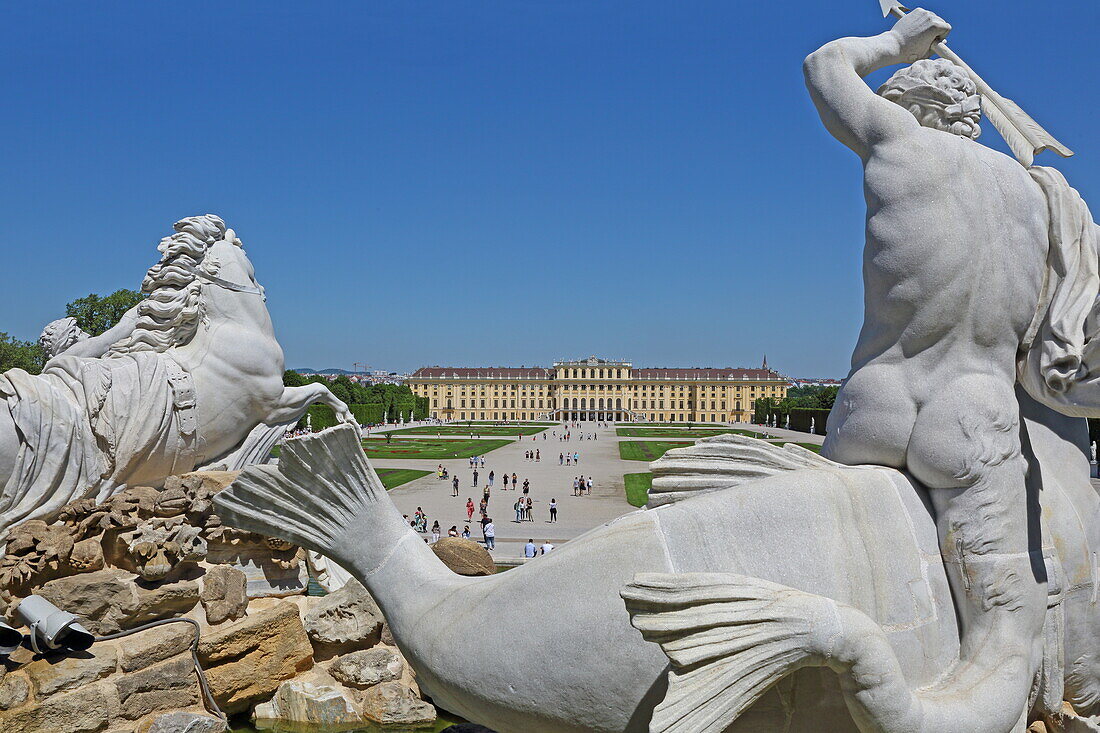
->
(0, 332), (45, 375)
(65, 289), (144, 336)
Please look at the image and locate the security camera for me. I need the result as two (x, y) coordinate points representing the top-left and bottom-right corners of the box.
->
(15, 596), (94, 654)
(0, 622), (21, 656)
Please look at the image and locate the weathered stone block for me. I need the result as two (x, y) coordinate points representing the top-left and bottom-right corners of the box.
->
(115, 654), (200, 721)
(118, 623), (194, 673)
(31, 567), (200, 635)
(199, 565), (247, 625)
(197, 601), (314, 714)
(359, 680), (436, 728)
(252, 678), (360, 726)
(0, 679), (119, 732)
(0, 673), (29, 710)
(430, 537), (496, 576)
(24, 644), (118, 697)
(302, 578), (383, 647)
(134, 710), (226, 733)
(329, 647), (404, 688)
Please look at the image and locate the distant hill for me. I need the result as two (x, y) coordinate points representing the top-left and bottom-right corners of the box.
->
(290, 368), (364, 375)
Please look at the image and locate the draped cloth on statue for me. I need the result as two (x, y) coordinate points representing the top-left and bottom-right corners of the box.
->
(1018, 166), (1100, 418)
(0, 351), (198, 534)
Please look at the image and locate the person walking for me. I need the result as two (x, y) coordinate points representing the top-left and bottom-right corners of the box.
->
(535, 449), (540, 462)
(514, 499), (523, 523)
(488, 470), (495, 487)
(522, 478), (530, 495)
(572, 477), (579, 496)
(574, 451), (579, 465)
(503, 473), (509, 490)
(466, 498), (475, 520)
(525, 496), (533, 522)
(452, 476), (460, 497)
(473, 469), (479, 487)
(482, 485), (491, 508)
(524, 539), (537, 558)
(511, 472), (517, 489)
(549, 498), (557, 522)
(483, 519), (495, 550)
(586, 476), (593, 494)
(431, 521), (441, 543)
(559, 453), (564, 465)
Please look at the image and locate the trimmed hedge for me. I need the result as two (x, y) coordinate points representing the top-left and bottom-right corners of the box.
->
(299, 401), (425, 430)
(754, 406), (831, 434)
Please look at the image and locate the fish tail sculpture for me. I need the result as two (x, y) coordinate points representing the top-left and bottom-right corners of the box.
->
(622, 572), (901, 733)
(214, 425), (472, 634)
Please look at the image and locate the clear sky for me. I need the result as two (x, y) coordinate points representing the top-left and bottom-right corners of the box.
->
(2, 1), (1095, 377)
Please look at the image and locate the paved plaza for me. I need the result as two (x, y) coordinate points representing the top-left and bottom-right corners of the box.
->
(373, 421), (824, 559)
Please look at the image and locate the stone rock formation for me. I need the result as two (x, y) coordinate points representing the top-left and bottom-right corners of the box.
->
(0, 467), (441, 730)
(329, 647), (404, 688)
(430, 537), (496, 576)
(196, 601), (314, 714)
(302, 578), (384, 648)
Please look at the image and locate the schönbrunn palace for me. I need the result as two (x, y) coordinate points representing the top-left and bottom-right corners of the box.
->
(408, 356), (789, 423)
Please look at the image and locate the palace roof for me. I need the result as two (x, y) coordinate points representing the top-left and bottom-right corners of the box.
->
(410, 367), (553, 379)
(410, 366), (785, 381)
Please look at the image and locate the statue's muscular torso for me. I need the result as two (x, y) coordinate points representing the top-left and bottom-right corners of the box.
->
(824, 127), (1048, 469)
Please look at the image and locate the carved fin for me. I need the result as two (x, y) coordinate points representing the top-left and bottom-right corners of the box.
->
(622, 573), (843, 733)
(647, 434), (837, 506)
(213, 424), (385, 554)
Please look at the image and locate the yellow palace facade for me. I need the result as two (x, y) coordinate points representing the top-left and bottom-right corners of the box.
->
(408, 356), (789, 423)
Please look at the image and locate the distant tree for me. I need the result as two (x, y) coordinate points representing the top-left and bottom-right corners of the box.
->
(328, 380), (352, 405)
(283, 370), (307, 387)
(0, 332), (45, 375)
(65, 289), (144, 336)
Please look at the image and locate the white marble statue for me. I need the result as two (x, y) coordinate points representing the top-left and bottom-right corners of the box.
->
(210, 8), (1100, 733)
(0, 215), (354, 538)
(805, 7), (1097, 731)
(214, 395), (1100, 732)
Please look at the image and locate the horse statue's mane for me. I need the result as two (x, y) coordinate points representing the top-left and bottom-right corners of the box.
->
(108, 213), (234, 355)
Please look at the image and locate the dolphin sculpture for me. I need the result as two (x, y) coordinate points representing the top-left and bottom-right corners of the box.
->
(212, 397), (1100, 732)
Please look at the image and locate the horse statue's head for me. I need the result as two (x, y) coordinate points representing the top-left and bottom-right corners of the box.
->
(108, 214), (265, 355)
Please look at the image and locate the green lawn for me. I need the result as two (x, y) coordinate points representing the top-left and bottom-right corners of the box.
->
(618, 440), (694, 462)
(384, 425), (550, 437)
(616, 422), (716, 427)
(374, 468), (433, 489)
(271, 437), (509, 461)
(464, 421), (559, 426)
(623, 472), (653, 507)
(364, 437), (511, 460)
(616, 427), (768, 439)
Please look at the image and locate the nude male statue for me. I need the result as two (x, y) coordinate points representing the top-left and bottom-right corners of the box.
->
(807, 9), (1054, 730)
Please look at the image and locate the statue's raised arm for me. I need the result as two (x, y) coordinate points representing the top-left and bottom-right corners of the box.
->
(803, 8), (951, 158)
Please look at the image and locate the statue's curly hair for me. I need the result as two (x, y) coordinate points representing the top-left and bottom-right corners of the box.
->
(108, 214), (228, 355)
(878, 59), (981, 140)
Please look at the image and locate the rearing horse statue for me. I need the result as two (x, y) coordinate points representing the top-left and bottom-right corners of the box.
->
(0, 214), (354, 538)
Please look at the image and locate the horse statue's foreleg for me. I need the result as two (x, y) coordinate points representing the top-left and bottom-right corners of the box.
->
(265, 384), (360, 435)
(622, 572), (1038, 733)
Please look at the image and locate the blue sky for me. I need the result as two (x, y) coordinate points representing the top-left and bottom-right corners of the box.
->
(2, 1), (1095, 377)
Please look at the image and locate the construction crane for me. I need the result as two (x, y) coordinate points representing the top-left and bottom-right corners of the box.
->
(353, 362), (369, 375)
